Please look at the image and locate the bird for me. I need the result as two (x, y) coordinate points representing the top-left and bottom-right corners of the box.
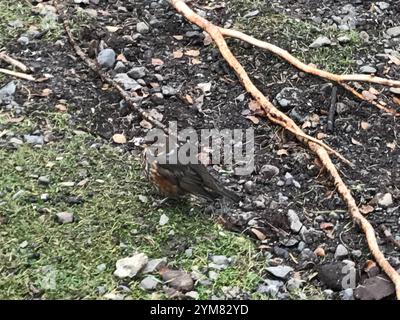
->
(141, 146), (240, 203)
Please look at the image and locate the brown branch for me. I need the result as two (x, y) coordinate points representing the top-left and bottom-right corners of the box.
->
(169, 0), (400, 299)
(219, 28), (400, 116)
(0, 52), (30, 73)
(0, 68), (35, 81)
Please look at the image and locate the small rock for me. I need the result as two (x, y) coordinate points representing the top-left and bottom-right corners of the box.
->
(162, 269), (194, 292)
(17, 36), (29, 46)
(185, 248), (193, 258)
(143, 257), (167, 273)
(340, 288), (354, 300)
(0, 81), (16, 102)
(103, 293), (125, 300)
(359, 66), (377, 74)
(24, 135), (44, 145)
(140, 276), (159, 291)
(96, 263), (107, 272)
(114, 73), (142, 91)
(275, 87), (302, 109)
(114, 253), (149, 278)
(387, 26), (400, 38)
(359, 31), (370, 42)
(210, 255), (230, 266)
(318, 262), (356, 290)
(159, 214), (169, 226)
(185, 291), (199, 299)
(284, 172), (294, 186)
(97, 48), (116, 68)
(335, 244), (349, 259)
(208, 270), (219, 280)
(138, 195), (148, 203)
(260, 164), (279, 179)
(336, 102), (350, 114)
(286, 277), (302, 291)
(266, 265), (293, 280)
(244, 181), (254, 193)
(309, 36), (331, 48)
(114, 61), (126, 72)
(151, 92), (164, 105)
(128, 67), (146, 79)
(337, 35), (351, 43)
(287, 209), (303, 233)
(161, 86), (177, 96)
(19, 240), (28, 248)
(56, 212), (74, 224)
(257, 279), (284, 295)
(351, 250), (362, 258)
(354, 274), (395, 300)
(376, 2), (390, 10)
(377, 193), (393, 207)
(136, 22), (150, 34)
(9, 137), (23, 145)
(38, 176), (50, 185)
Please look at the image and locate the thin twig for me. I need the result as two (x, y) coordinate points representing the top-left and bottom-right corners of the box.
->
(327, 86), (337, 133)
(0, 68), (35, 81)
(0, 52), (30, 73)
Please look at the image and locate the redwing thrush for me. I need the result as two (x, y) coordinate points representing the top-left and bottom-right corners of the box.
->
(142, 148), (240, 202)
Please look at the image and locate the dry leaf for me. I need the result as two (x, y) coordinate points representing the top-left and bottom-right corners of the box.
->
(360, 204), (374, 215)
(250, 228), (267, 240)
(387, 142), (396, 150)
(317, 132), (327, 140)
(246, 115), (259, 124)
(106, 26), (119, 33)
(351, 137), (363, 146)
(191, 58), (201, 65)
(393, 96), (400, 106)
(364, 260), (377, 273)
(203, 32), (213, 46)
(320, 222), (334, 230)
(362, 90), (377, 101)
(151, 58), (164, 66)
(388, 55), (400, 66)
(55, 104), (67, 112)
(314, 247), (325, 257)
(277, 149), (288, 156)
(77, 178), (89, 187)
(41, 88), (52, 97)
(173, 35), (183, 40)
(248, 100), (261, 112)
(117, 53), (128, 63)
(149, 82), (159, 89)
(361, 121), (371, 130)
(185, 49), (200, 57)
(112, 133), (127, 144)
(184, 94), (193, 104)
(140, 120), (152, 129)
(369, 87), (379, 95)
(172, 50), (183, 58)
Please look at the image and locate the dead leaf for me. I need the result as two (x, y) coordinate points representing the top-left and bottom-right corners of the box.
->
(184, 94), (193, 104)
(302, 120), (312, 129)
(149, 82), (159, 89)
(140, 120), (153, 129)
(55, 104), (67, 112)
(185, 49), (200, 57)
(151, 58), (164, 66)
(250, 228), (267, 240)
(314, 247), (325, 257)
(112, 133), (127, 144)
(364, 260), (377, 273)
(41, 88), (52, 97)
(77, 178), (89, 187)
(320, 222), (334, 230)
(277, 149), (288, 156)
(172, 50), (183, 58)
(203, 32), (213, 46)
(351, 137), (363, 146)
(362, 90), (377, 101)
(317, 132), (327, 140)
(106, 26), (119, 33)
(117, 53), (128, 63)
(361, 121), (371, 130)
(393, 96), (400, 106)
(248, 100), (261, 112)
(387, 142), (396, 150)
(388, 55), (400, 66)
(360, 204), (374, 215)
(369, 87), (379, 95)
(246, 115), (259, 124)
(191, 58), (201, 65)
(173, 35), (183, 40)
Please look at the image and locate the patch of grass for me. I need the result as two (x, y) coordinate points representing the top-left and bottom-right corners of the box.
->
(0, 0), (63, 48)
(0, 112), (270, 299)
(230, 2), (363, 73)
